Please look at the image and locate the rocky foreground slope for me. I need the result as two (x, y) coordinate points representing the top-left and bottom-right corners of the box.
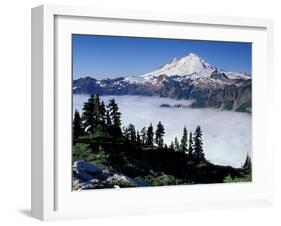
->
(73, 53), (252, 112)
(73, 157), (247, 190)
(73, 160), (143, 190)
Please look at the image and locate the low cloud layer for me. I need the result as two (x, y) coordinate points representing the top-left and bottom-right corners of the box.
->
(73, 95), (252, 168)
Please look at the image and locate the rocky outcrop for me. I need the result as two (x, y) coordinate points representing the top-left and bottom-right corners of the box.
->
(73, 160), (137, 190)
(73, 75), (252, 113)
(190, 79), (251, 112)
(74, 160), (103, 174)
(73, 160), (103, 181)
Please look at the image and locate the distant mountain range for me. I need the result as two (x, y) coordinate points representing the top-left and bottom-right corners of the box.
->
(73, 53), (252, 112)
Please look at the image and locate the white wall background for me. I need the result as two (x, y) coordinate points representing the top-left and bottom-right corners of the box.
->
(0, 0), (280, 225)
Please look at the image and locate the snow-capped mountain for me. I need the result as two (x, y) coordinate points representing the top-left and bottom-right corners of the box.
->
(142, 53), (216, 79)
(123, 53), (250, 85)
(73, 53), (252, 112)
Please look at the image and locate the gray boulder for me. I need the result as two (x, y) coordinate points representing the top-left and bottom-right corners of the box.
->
(73, 178), (101, 190)
(73, 160), (102, 175)
(105, 173), (137, 187)
(72, 160), (137, 190)
(74, 169), (94, 181)
(96, 170), (114, 180)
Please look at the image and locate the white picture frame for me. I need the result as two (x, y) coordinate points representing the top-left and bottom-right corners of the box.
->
(31, 4), (274, 221)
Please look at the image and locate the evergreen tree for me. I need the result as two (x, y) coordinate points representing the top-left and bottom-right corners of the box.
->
(100, 101), (106, 125)
(127, 124), (136, 143)
(188, 132), (194, 157)
(93, 94), (102, 124)
(180, 126), (188, 153)
(73, 110), (84, 140)
(146, 123), (154, 146)
(243, 154), (252, 175)
(136, 131), (141, 145)
(155, 121), (165, 148)
(174, 137), (180, 152)
(193, 126), (204, 161)
(82, 95), (97, 134)
(106, 109), (112, 127)
(140, 127), (147, 144)
(82, 94), (109, 134)
(107, 99), (122, 137)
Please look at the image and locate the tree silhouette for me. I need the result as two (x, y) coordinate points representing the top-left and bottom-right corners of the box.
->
(93, 94), (102, 124)
(155, 121), (165, 148)
(136, 131), (141, 145)
(100, 101), (106, 125)
(180, 126), (188, 153)
(146, 123), (154, 146)
(107, 99), (122, 137)
(127, 124), (137, 143)
(140, 127), (147, 144)
(106, 109), (112, 127)
(82, 95), (97, 134)
(193, 126), (204, 161)
(73, 110), (84, 141)
(188, 132), (194, 157)
(243, 154), (251, 175)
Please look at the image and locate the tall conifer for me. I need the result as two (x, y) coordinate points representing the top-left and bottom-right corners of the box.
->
(107, 99), (122, 137)
(193, 126), (204, 160)
(140, 127), (147, 144)
(73, 110), (84, 140)
(155, 121), (165, 148)
(146, 123), (154, 146)
(82, 95), (97, 134)
(180, 126), (188, 153)
(127, 124), (137, 143)
(188, 132), (194, 157)
(174, 137), (180, 152)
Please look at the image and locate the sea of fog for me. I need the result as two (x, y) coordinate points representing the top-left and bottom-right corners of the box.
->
(73, 94), (252, 168)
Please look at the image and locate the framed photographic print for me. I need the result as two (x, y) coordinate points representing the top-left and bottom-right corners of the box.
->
(31, 4), (274, 221)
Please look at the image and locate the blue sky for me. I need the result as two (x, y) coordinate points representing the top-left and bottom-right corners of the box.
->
(72, 34), (252, 80)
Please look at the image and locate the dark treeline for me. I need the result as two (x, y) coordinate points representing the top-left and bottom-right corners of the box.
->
(73, 94), (205, 161)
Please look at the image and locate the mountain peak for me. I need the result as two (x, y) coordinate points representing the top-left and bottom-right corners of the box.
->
(181, 53), (210, 65)
(186, 52), (200, 58)
(141, 52), (216, 78)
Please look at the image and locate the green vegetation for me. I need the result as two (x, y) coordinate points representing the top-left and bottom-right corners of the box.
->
(223, 154), (252, 183)
(73, 94), (252, 188)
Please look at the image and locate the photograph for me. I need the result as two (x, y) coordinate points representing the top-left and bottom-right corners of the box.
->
(72, 34), (252, 191)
